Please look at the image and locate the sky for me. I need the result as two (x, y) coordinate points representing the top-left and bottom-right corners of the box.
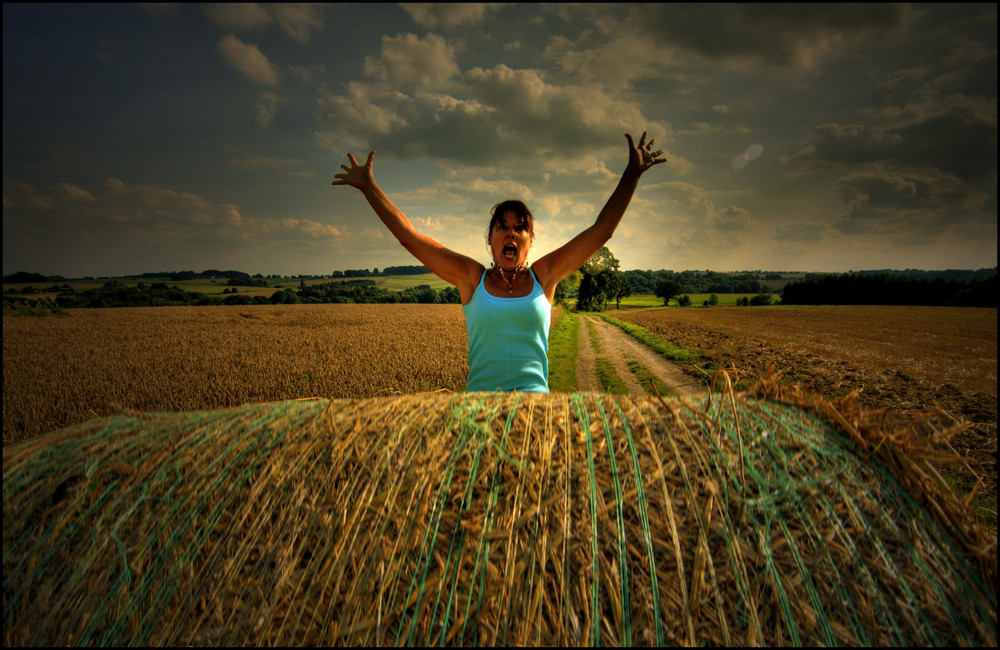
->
(3, 3), (997, 278)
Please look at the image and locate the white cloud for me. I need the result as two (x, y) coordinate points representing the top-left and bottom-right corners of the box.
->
(0, 178), (352, 240)
(2, 177), (240, 228)
(678, 121), (752, 136)
(268, 3), (325, 43)
(713, 205), (758, 231)
(543, 32), (676, 92)
(400, 3), (498, 29)
(218, 34), (280, 86)
(202, 3), (273, 31)
(397, 176), (534, 206)
(461, 64), (656, 148)
(280, 217), (342, 238)
(58, 182), (96, 202)
(203, 3), (324, 42)
(363, 33), (460, 92)
(315, 81), (411, 146)
(657, 181), (714, 220)
(317, 52), (665, 171)
(1, 176), (360, 275)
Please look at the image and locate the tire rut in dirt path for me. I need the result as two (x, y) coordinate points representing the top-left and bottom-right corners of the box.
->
(579, 315), (708, 398)
(581, 317), (647, 395)
(575, 313), (602, 392)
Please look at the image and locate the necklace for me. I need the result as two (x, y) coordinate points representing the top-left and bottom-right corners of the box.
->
(494, 264), (524, 294)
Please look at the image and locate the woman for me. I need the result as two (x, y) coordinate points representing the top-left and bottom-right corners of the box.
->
(332, 132), (666, 393)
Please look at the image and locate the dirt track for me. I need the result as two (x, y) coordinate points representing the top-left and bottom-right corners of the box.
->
(576, 314), (707, 398)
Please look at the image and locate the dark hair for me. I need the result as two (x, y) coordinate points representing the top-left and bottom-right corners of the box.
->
(486, 200), (535, 243)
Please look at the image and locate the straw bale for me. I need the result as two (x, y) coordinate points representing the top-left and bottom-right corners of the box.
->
(3, 387), (996, 646)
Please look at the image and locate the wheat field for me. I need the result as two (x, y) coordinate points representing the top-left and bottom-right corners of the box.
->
(3, 304), (470, 444)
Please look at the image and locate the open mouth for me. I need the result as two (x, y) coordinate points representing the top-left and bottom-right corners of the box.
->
(502, 244), (517, 259)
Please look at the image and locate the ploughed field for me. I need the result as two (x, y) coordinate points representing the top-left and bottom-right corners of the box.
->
(616, 304), (997, 510)
(615, 305), (996, 420)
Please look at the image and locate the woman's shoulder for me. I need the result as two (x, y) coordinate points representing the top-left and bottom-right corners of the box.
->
(457, 259), (487, 305)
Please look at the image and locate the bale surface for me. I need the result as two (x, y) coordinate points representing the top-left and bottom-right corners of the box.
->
(3, 388), (996, 646)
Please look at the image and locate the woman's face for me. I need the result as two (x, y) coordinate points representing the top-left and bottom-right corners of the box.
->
(489, 210), (533, 270)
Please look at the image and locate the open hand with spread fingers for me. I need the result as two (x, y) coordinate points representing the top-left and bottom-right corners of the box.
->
(625, 132), (667, 176)
(331, 151), (375, 190)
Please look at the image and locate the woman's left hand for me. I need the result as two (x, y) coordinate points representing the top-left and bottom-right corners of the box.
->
(625, 132), (666, 176)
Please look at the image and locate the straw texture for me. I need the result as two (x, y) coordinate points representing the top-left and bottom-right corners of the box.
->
(3, 385), (996, 646)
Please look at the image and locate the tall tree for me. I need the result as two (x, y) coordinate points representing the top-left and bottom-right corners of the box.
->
(655, 279), (682, 305)
(576, 272), (604, 311)
(605, 269), (632, 309)
(554, 270), (583, 306)
(575, 247), (627, 311)
(582, 246), (620, 274)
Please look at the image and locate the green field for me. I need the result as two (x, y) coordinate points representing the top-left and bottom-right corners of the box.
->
(273, 274), (452, 291)
(4, 273), (458, 300)
(371, 274), (452, 291)
(3, 277), (277, 300)
(616, 292), (778, 309)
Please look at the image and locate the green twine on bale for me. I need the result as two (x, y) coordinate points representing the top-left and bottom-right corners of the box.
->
(612, 400), (664, 646)
(3, 391), (995, 647)
(686, 396), (995, 647)
(571, 394), (602, 646)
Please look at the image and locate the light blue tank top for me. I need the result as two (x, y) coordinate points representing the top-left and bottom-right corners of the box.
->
(463, 268), (551, 393)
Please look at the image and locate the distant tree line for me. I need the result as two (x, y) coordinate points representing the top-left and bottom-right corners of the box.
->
(848, 268), (995, 282)
(329, 265), (430, 278)
(623, 269), (771, 295)
(290, 280), (459, 304)
(126, 270), (270, 285)
(2, 278), (463, 310)
(40, 281), (233, 308)
(3, 271), (63, 283)
(7, 266), (995, 310)
(780, 272), (997, 307)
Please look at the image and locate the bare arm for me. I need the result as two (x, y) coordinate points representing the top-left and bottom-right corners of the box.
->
(534, 133), (665, 299)
(332, 151), (482, 302)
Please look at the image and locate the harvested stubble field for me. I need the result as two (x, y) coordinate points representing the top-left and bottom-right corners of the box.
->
(616, 305), (997, 519)
(3, 304), (469, 445)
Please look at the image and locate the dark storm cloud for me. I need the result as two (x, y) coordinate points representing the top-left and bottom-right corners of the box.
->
(790, 101), (996, 185)
(888, 100), (998, 184)
(786, 103), (996, 237)
(831, 169), (990, 236)
(641, 3), (909, 67)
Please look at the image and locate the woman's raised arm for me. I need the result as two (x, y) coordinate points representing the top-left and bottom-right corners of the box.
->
(533, 132), (665, 301)
(332, 151), (482, 302)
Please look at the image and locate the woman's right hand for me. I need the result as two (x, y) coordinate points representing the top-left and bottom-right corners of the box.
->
(624, 132), (666, 177)
(331, 151), (375, 190)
